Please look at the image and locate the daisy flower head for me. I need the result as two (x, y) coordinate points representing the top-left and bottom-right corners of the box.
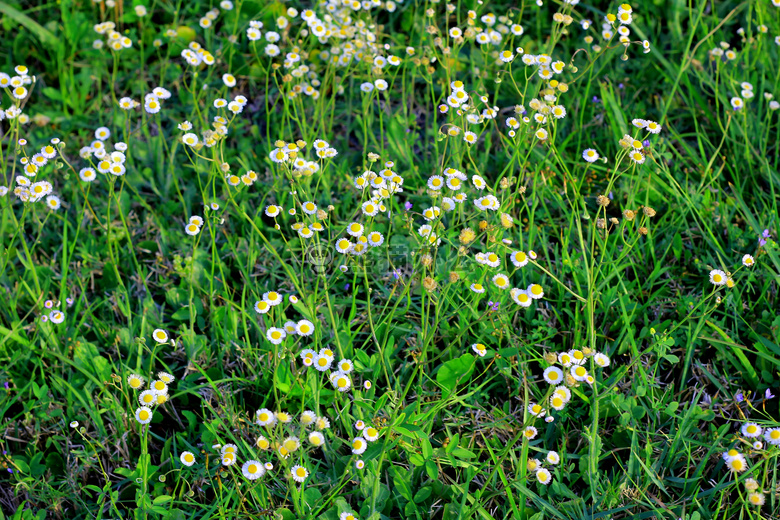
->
(629, 150), (645, 164)
(527, 284), (544, 299)
(256, 408), (276, 426)
(185, 222), (201, 236)
(296, 319), (314, 336)
(763, 428), (780, 445)
(582, 149), (599, 162)
(139, 390), (156, 406)
(709, 269), (727, 286)
(512, 289), (533, 307)
(308, 431), (325, 447)
(150, 379), (168, 394)
(528, 403), (546, 417)
(536, 468), (552, 484)
(158, 371), (175, 384)
(337, 358), (354, 373)
(275, 411), (292, 423)
(180, 451), (196, 466)
(549, 394), (566, 410)
(263, 291), (283, 306)
(315, 416), (331, 430)
(741, 423), (762, 438)
(127, 374), (145, 390)
(152, 329), (169, 343)
(510, 251), (529, 268)
(570, 365), (589, 381)
(256, 435), (270, 450)
(726, 454), (748, 472)
(593, 353), (611, 367)
(742, 254), (754, 267)
(367, 231), (385, 247)
(722, 448), (740, 461)
(351, 437), (367, 454)
(332, 372), (352, 392)
(182, 133), (199, 146)
(135, 406), (153, 424)
(472, 343), (487, 357)
(300, 410), (316, 427)
(546, 451), (560, 465)
(543, 366), (564, 384)
(645, 120), (662, 134)
(313, 353), (333, 371)
(242, 460), (265, 480)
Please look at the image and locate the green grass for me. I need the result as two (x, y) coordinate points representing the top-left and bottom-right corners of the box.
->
(1, 0), (779, 519)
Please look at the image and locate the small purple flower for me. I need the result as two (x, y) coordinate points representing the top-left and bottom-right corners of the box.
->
(618, 83), (625, 89)
(766, 388), (776, 399)
(643, 139), (651, 147)
(759, 237), (767, 247)
(344, 283), (350, 291)
(735, 392), (744, 402)
(6, 468), (11, 473)
(762, 229), (770, 238)
(404, 201), (413, 211)
(392, 269), (402, 280)
(592, 96), (601, 104)
(3, 382), (8, 390)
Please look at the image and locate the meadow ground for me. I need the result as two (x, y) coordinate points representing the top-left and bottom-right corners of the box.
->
(0, 0), (779, 519)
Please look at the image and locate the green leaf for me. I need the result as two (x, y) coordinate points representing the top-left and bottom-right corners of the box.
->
(413, 486), (432, 503)
(436, 354), (476, 394)
(0, 2), (60, 48)
(420, 437), (433, 460)
(424, 460), (438, 480)
(42, 87), (62, 101)
(408, 453), (425, 467)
